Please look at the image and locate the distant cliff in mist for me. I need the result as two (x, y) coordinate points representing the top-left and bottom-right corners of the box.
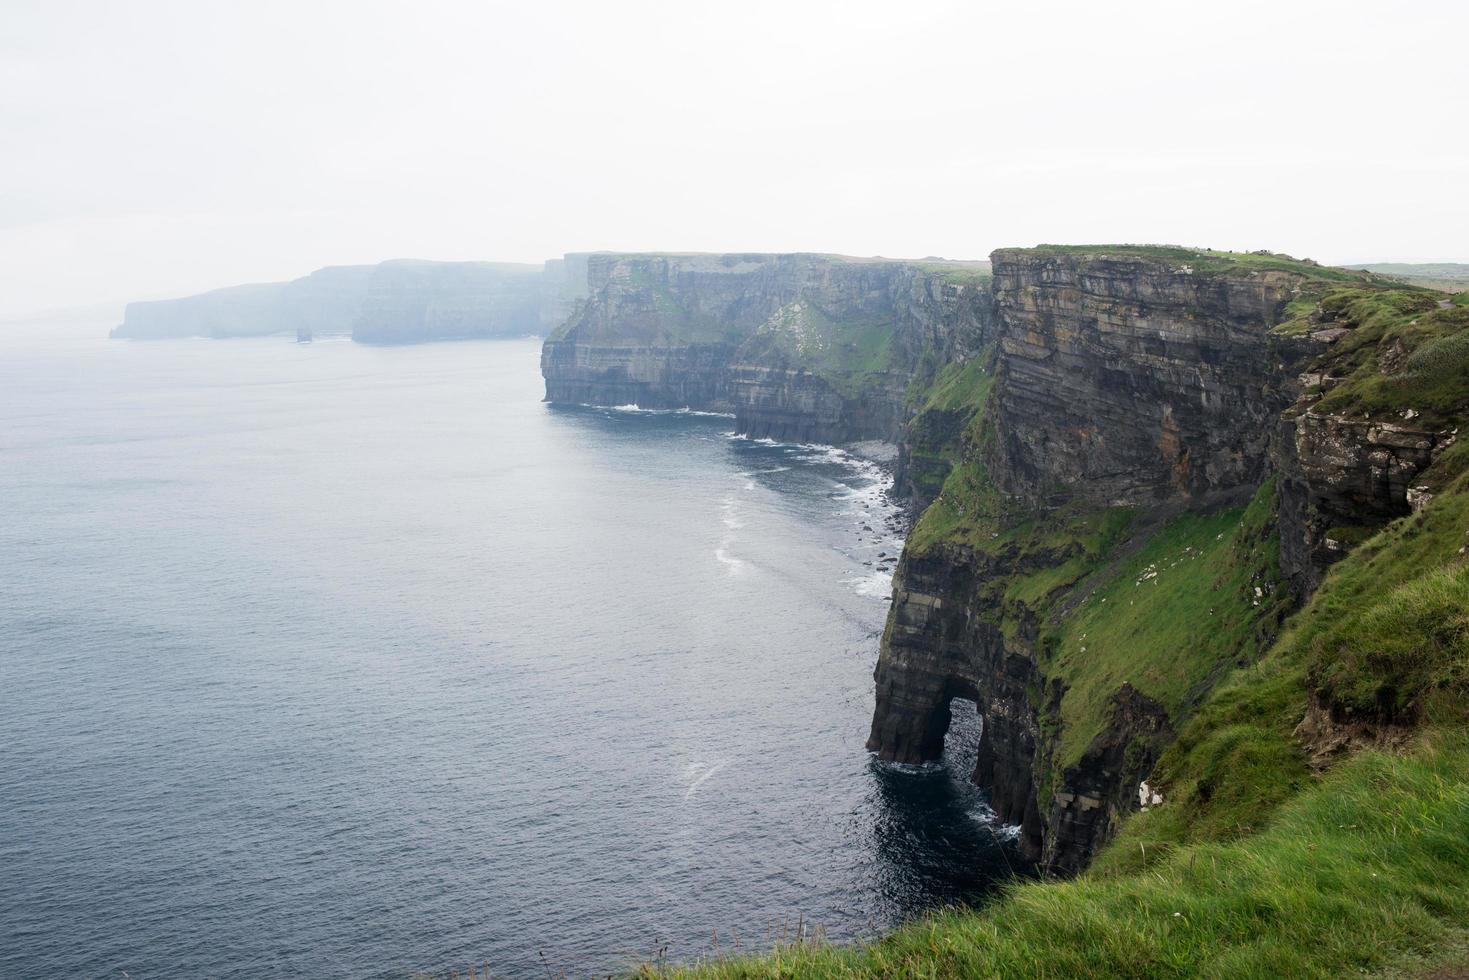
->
(111, 257), (592, 342)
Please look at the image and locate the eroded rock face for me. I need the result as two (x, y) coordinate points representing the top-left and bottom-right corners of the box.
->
(986, 251), (1308, 508)
(1275, 409), (1441, 593)
(1041, 684), (1173, 875)
(867, 541), (1064, 864)
(869, 249), (1336, 873)
(541, 253), (994, 441)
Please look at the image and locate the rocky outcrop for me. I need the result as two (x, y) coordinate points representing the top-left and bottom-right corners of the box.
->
(541, 252), (993, 443)
(1269, 293), (1462, 595)
(1040, 685), (1173, 875)
(1275, 409), (1442, 594)
(868, 542), (1051, 857)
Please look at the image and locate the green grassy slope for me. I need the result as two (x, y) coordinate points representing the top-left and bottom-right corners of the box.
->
(656, 470), (1469, 979)
(1280, 287), (1469, 427)
(651, 735), (1469, 980)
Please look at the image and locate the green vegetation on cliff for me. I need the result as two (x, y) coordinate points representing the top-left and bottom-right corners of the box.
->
(650, 249), (1469, 978)
(1015, 244), (1375, 283)
(896, 350), (997, 503)
(738, 303), (906, 399)
(655, 470), (1469, 980)
(1277, 286), (1469, 428)
(1044, 485), (1289, 769)
(653, 735), (1469, 979)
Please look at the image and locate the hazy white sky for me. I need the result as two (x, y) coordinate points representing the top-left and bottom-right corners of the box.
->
(3, 0), (1466, 316)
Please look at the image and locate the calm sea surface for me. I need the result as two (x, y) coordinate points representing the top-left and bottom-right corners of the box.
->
(0, 322), (1018, 978)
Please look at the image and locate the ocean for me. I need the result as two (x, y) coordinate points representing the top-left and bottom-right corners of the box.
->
(0, 322), (1018, 978)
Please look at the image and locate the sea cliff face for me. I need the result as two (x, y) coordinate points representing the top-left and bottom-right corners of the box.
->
(866, 247), (1450, 874)
(540, 252), (993, 442)
(351, 260), (543, 344)
(112, 265), (376, 339)
(985, 250), (1306, 507)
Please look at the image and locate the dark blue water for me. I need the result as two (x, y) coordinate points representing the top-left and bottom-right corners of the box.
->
(0, 322), (1019, 978)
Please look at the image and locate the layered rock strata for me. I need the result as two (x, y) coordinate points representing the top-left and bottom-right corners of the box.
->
(867, 248), (1433, 874)
(540, 252), (993, 442)
(984, 250), (1308, 508)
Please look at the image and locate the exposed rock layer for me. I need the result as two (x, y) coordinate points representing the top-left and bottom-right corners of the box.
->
(869, 249), (1441, 874)
(985, 251), (1307, 508)
(540, 253), (993, 442)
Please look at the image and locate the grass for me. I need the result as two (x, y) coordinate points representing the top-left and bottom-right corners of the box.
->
(1043, 484), (1288, 769)
(648, 733), (1469, 979)
(915, 356), (996, 415)
(1296, 485), (1469, 728)
(1101, 471), (1469, 873)
(998, 245), (1382, 284)
(906, 458), (1007, 554)
(736, 301), (904, 399)
(1275, 286), (1469, 428)
(646, 418), (1469, 979)
(647, 475), (1469, 979)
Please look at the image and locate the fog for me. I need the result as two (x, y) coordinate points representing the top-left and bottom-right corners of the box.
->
(3, 0), (1466, 318)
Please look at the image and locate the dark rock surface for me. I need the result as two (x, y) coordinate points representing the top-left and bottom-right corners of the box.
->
(1040, 684), (1173, 875)
(1274, 407), (1442, 594)
(985, 250), (1309, 508)
(867, 248), (1408, 874)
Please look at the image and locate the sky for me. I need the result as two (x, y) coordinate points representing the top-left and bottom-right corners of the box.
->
(2, 0), (1466, 317)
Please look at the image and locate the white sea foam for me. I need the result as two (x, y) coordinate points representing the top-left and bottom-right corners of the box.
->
(720, 494), (746, 529)
(852, 569), (894, 599)
(604, 403), (735, 418)
(682, 759), (732, 800)
(723, 430), (906, 598)
(714, 545), (747, 573)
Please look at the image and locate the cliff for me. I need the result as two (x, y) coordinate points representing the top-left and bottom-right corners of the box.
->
(582, 248), (1469, 978)
(867, 246), (1465, 874)
(111, 265), (376, 339)
(113, 257), (589, 342)
(539, 252), (993, 443)
(351, 260), (543, 343)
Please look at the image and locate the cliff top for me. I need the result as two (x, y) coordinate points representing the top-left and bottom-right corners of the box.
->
(993, 244), (1387, 284)
(589, 250), (989, 267)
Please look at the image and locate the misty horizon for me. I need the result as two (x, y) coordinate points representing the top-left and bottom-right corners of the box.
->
(5, 0), (1467, 320)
